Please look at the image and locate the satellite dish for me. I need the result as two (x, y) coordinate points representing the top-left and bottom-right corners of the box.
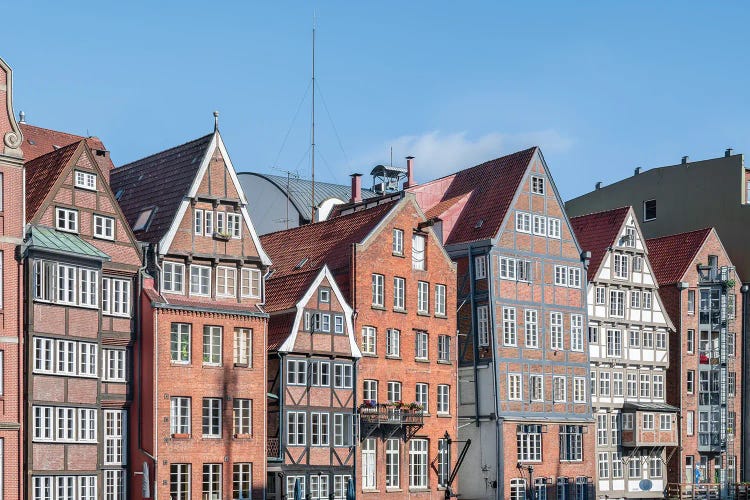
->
(639, 479), (653, 491)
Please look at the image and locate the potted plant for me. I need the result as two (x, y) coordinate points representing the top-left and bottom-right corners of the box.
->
(214, 230), (232, 241)
(723, 278), (736, 290)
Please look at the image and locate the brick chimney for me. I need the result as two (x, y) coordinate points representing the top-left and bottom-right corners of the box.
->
(404, 156), (415, 189)
(350, 173), (362, 203)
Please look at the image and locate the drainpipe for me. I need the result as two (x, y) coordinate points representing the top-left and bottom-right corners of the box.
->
(467, 246), (480, 427)
(485, 251), (502, 500)
(742, 284), (750, 482)
(134, 242), (151, 497)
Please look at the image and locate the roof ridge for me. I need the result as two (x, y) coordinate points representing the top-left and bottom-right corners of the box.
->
(20, 123), (89, 139)
(569, 205), (631, 220)
(416, 146), (538, 186)
(115, 132), (214, 171)
(645, 226), (713, 244)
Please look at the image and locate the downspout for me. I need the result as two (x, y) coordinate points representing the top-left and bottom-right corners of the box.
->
(485, 250), (502, 500)
(742, 284), (750, 482)
(467, 246), (480, 427)
(152, 243), (163, 498)
(134, 242), (150, 497)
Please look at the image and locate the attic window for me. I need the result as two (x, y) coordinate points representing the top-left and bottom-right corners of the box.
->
(133, 208), (155, 232)
(27, 139), (35, 145)
(114, 188), (125, 201)
(74, 170), (96, 191)
(474, 219), (484, 229)
(95, 149), (107, 157)
(294, 258), (308, 270)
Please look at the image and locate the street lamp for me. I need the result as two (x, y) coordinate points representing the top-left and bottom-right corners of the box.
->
(527, 465), (535, 500)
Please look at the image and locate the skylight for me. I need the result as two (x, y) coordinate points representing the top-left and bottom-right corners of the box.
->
(133, 208), (155, 232)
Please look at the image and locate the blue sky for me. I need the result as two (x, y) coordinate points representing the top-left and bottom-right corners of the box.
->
(3, 1), (750, 200)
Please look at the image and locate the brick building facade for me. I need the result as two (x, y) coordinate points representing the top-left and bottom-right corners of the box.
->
(647, 228), (742, 497)
(0, 56), (25, 500)
(261, 192), (458, 499)
(571, 207), (677, 499)
(409, 149), (595, 499)
(111, 127), (271, 499)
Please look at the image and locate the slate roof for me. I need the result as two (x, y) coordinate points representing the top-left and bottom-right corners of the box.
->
(25, 141), (82, 221)
(238, 172), (378, 220)
(23, 225), (110, 261)
(408, 147), (537, 245)
(19, 123), (114, 172)
(110, 134), (214, 244)
(260, 200), (399, 305)
(569, 207), (631, 280)
(646, 228), (713, 285)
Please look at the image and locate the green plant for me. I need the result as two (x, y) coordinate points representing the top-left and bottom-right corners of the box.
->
(723, 278), (736, 289)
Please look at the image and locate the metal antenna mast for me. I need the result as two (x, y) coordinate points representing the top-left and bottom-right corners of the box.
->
(310, 14), (316, 223)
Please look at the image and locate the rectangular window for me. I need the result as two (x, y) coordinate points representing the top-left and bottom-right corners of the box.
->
(371, 274), (384, 306)
(607, 329), (622, 358)
(655, 331), (667, 350)
(571, 314), (583, 351)
(415, 383), (429, 411)
(233, 463), (252, 500)
(362, 439), (377, 489)
(531, 175), (545, 194)
(644, 199), (656, 221)
(363, 379), (378, 404)
(659, 414), (672, 430)
(499, 257), (516, 280)
(33, 338), (54, 374)
(530, 375), (543, 401)
(170, 397), (191, 435)
(386, 439), (400, 488)
(599, 372), (611, 397)
(163, 262), (185, 294)
(309, 475), (329, 499)
(477, 305), (489, 347)
(554, 266), (567, 286)
(417, 281), (429, 313)
(227, 213), (242, 238)
(517, 259), (532, 282)
(215, 211), (226, 235)
(517, 424), (542, 462)
(613, 372), (624, 397)
(240, 268), (262, 298)
(613, 254), (629, 279)
(393, 277), (405, 310)
(597, 414), (608, 446)
(533, 215), (547, 236)
(688, 290), (695, 314)
(203, 326), (222, 365)
(194, 209), (204, 235)
(640, 374), (651, 398)
(629, 330), (640, 348)
(574, 377), (586, 403)
(205, 210), (214, 236)
(595, 286), (606, 304)
(598, 452), (610, 479)
(550, 312), (563, 350)
(202, 464), (222, 499)
(410, 234), (428, 271)
(474, 255), (487, 279)
(437, 384), (450, 414)
(202, 398), (222, 438)
(287, 411), (306, 445)
(438, 438), (450, 487)
(553, 376), (567, 402)
(103, 349), (126, 382)
(508, 373), (522, 401)
(392, 228), (404, 255)
(233, 399), (252, 435)
(171, 323), (191, 364)
(362, 326), (376, 355)
(102, 277), (130, 316)
(57, 340), (76, 375)
(286, 359), (307, 386)
(560, 425), (582, 461)
(334, 315), (344, 334)
(643, 330), (653, 348)
(435, 284), (446, 315)
(409, 439), (429, 488)
(503, 307), (517, 346)
(57, 264), (77, 304)
(74, 170), (97, 190)
(190, 265), (211, 296)
(438, 335), (451, 362)
(633, 255), (643, 271)
(333, 364), (353, 389)
(386, 329), (400, 357)
(233, 328), (252, 366)
(643, 291), (652, 309)
(568, 267), (581, 288)
(650, 457), (663, 478)
(525, 309), (539, 348)
(415, 332), (428, 360)
(216, 266), (237, 297)
(687, 370), (695, 394)
(589, 325), (599, 344)
(93, 214), (115, 240)
(311, 412), (330, 446)
(622, 413), (634, 430)
(333, 413), (354, 447)
(630, 290), (641, 308)
(387, 381), (402, 403)
(170, 464), (191, 500)
(627, 372), (638, 398)
(516, 212), (531, 233)
(55, 207), (79, 233)
(104, 410), (125, 464)
(310, 361), (331, 387)
(548, 218), (561, 238)
(609, 290), (624, 317)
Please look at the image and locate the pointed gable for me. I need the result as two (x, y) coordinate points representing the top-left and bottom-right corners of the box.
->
(569, 206), (631, 279)
(646, 228), (713, 285)
(19, 124), (114, 172)
(110, 134), (213, 245)
(408, 147), (536, 245)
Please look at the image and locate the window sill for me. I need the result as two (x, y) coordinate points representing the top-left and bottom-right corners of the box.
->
(234, 434), (252, 439)
(93, 235), (115, 242)
(170, 362), (191, 366)
(416, 311), (430, 317)
(202, 363), (224, 368)
(385, 488), (403, 493)
(409, 488), (430, 493)
(415, 358), (429, 363)
(385, 355), (402, 360)
(437, 413), (451, 418)
(392, 253), (405, 258)
(362, 353), (378, 358)
(434, 314), (448, 319)
(362, 489), (380, 493)
(171, 433), (191, 439)
(393, 308), (408, 315)
(233, 363), (251, 368)
(371, 305), (386, 311)
(202, 436), (222, 440)
(437, 360), (451, 365)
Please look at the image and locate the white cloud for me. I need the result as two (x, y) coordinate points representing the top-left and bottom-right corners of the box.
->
(358, 129), (573, 181)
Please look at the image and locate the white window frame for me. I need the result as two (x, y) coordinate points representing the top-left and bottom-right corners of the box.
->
(412, 234), (426, 270)
(435, 284), (446, 316)
(216, 266), (237, 298)
(371, 274), (384, 307)
(516, 212), (531, 233)
(102, 277), (130, 317)
(550, 312), (564, 350)
(393, 277), (405, 310)
(93, 214), (115, 240)
(163, 261), (185, 294)
(74, 170), (97, 190)
(525, 309), (538, 348)
(548, 217), (561, 239)
(170, 397), (191, 435)
(477, 305), (489, 347)
(55, 207), (79, 233)
(437, 384), (450, 414)
(474, 255), (487, 279)
(240, 268), (262, 299)
(362, 326), (376, 355)
(508, 373), (522, 401)
(417, 281), (429, 313)
(190, 265), (211, 296)
(103, 349), (126, 382)
(392, 229), (404, 255)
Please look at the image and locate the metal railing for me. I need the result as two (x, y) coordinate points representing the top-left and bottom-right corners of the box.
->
(358, 403), (425, 425)
(267, 437), (280, 459)
(666, 483), (722, 499)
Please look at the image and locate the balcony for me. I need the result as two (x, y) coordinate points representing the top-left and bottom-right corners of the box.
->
(359, 403), (424, 440)
(620, 402), (679, 448)
(697, 431), (724, 453)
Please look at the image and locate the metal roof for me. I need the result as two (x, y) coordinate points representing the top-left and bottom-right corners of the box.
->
(239, 172), (378, 221)
(23, 225), (111, 261)
(622, 402), (679, 412)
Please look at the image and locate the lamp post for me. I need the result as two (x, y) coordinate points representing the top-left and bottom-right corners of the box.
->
(527, 465), (535, 500)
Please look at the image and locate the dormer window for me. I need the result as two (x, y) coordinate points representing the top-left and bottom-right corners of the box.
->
(74, 170), (96, 191)
(55, 207), (78, 233)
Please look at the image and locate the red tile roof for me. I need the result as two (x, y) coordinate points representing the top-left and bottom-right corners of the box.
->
(110, 134), (214, 244)
(408, 147), (537, 245)
(264, 268), (321, 313)
(569, 207), (631, 280)
(261, 200), (399, 305)
(24, 141), (82, 221)
(19, 123), (114, 174)
(267, 312), (296, 351)
(646, 228), (713, 285)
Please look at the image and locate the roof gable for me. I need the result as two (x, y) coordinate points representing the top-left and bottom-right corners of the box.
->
(408, 147), (537, 245)
(569, 207), (631, 279)
(25, 141), (83, 221)
(19, 123), (114, 175)
(646, 228), (713, 285)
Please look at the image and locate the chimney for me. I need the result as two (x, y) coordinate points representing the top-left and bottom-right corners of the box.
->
(595, 181), (602, 190)
(404, 156), (415, 189)
(18, 111), (25, 124)
(634, 167), (641, 176)
(350, 173), (362, 203)
(726, 148), (733, 157)
(682, 156), (689, 164)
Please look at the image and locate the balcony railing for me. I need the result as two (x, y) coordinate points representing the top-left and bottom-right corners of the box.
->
(359, 403), (425, 425)
(267, 437), (281, 460)
(667, 483), (723, 499)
